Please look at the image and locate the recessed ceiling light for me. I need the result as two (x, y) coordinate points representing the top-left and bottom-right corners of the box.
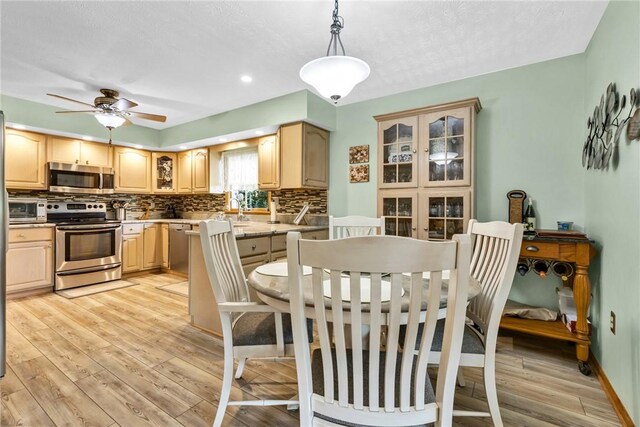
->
(12, 124), (25, 130)
(134, 144), (143, 149)
(219, 138), (228, 142)
(240, 75), (253, 83)
(180, 145), (188, 149)
(82, 136), (93, 141)
(255, 130), (264, 135)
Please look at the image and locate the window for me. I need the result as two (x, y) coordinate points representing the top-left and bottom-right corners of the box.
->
(221, 147), (270, 213)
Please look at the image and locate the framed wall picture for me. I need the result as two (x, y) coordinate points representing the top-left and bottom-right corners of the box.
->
(349, 164), (369, 183)
(349, 145), (369, 164)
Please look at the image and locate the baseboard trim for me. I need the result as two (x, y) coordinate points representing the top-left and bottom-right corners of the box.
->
(590, 353), (635, 426)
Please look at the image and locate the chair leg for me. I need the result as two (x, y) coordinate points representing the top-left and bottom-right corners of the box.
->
(235, 357), (247, 379)
(483, 359), (503, 427)
(457, 368), (466, 387)
(214, 349), (235, 427)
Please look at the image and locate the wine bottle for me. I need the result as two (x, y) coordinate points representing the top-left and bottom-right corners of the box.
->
(517, 259), (530, 276)
(524, 198), (536, 234)
(532, 260), (549, 278)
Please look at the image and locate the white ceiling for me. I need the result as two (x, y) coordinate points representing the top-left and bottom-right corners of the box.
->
(1, 1), (607, 130)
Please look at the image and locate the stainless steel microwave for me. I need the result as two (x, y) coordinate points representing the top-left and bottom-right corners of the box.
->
(8, 198), (47, 223)
(48, 162), (115, 194)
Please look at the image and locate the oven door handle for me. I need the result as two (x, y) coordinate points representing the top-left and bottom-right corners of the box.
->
(57, 224), (122, 231)
(56, 264), (121, 276)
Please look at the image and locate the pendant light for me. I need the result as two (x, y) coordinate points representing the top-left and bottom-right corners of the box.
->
(300, 0), (370, 104)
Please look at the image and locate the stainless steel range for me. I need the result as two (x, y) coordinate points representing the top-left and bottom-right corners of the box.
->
(48, 202), (122, 290)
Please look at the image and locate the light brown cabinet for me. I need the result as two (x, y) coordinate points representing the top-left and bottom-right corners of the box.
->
(48, 136), (112, 167)
(122, 234), (143, 273)
(161, 224), (169, 268)
(376, 98), (480, 240)
(258, 134), (280, 189)
(6, 227), (54, 297)
(5, 129), (47, 190)
(280, 122), (329, 189)
(152, 152), (177, 193)
(113, 147), (152, 193)
(142, 223), (162, 269)
(177, 149), (209, 193)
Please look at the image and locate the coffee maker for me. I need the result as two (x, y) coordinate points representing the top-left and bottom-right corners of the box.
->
(164, 204), (177, 219)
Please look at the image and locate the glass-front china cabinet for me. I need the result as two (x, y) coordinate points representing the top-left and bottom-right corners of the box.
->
(376, 98), (480, 240)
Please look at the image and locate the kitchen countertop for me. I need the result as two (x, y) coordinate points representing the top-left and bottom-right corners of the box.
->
(184, 221), (327, 238)
(9, 223), (56, 229)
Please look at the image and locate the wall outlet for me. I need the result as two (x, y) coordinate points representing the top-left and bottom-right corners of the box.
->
(610, 311), (616, 335)
(150, 202), (155, 209)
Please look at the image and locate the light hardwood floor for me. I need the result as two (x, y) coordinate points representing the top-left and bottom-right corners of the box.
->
(1, 273), (621, 427)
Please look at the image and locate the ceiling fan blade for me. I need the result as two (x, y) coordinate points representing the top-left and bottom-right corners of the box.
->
(111, 97), (138, 110)
(122, 117), (133, 127)
(47, 93), (95, 108)
(55, 110), (97, 114)
(125, 111), (167, 123)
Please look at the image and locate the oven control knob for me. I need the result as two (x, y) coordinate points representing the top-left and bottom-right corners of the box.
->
(54, 204), (59, 209)
(99, 204), (104, 208)
(47, 204), (52, 209)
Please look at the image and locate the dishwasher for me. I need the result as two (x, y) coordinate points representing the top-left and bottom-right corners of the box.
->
(169, 223), (192, 275)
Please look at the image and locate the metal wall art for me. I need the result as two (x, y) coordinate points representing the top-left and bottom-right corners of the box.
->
(583, 84), (640, 169)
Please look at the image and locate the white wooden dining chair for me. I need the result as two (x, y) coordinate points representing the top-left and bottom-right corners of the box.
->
(404, 220), (523, 426)
(199, 219), (307, 427)
(287, 232), (471, 426)
(328, 215), (385, 239)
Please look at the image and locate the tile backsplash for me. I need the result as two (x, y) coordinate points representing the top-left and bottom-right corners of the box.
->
(9, 188), (328, 218)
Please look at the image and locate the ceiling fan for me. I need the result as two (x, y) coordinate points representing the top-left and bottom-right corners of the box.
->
(47, 88), (167, 131)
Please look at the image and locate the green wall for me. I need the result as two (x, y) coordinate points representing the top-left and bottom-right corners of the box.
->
(331, 54), (587, 309)
(583, 1), (640, 423)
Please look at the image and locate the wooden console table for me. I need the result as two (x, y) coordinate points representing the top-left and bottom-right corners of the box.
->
(500, 236), (597, 375)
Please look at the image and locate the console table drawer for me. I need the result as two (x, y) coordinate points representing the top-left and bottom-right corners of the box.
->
(520, 242), (559, 259)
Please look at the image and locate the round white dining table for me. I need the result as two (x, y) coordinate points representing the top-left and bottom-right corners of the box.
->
(247, 261), (482, 315)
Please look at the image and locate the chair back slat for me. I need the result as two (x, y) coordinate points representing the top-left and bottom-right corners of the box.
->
(289, 233), (472, 426)
(466, 220), (524, 337)
(329, 215), (385, 240)
(199, 220), (250, 305)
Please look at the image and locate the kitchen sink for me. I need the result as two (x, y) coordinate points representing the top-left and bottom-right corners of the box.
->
(233, 223), (251, 228)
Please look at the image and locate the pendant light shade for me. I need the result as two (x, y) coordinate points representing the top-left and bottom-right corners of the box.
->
(300, 0), (369, 103)
(300, 56), (370, 102)
(94, 112), (125, 129)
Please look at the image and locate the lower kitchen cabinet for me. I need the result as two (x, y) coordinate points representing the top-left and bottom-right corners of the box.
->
(6, 228), (54, 297)
(143, 223), (162, 269)
(161, 224), (169, 268)
(122, 234), (143, 273)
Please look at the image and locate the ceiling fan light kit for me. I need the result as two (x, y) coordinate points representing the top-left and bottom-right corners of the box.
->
(94, 112), (126, 129)
(300, 0), (370, 104)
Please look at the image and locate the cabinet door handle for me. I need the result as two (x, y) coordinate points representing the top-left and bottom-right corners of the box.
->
(413, 149), (417, 153)
(423, 227), (428, 231)
(18, 233), (25, 238)
(412, 227), (416, 231)
(526, 246), (539, 252)
(251, 244), (257, 250)
(75, 159), (79, 164)
(86, 160), (89, 165)
(424, 148), (429, 152)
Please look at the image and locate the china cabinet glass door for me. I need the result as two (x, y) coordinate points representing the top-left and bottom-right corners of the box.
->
(419, 108), (471, 187)
(419, 190), (470, 240)
(379, 192), (417, 238)
(378, 117), (418, 188)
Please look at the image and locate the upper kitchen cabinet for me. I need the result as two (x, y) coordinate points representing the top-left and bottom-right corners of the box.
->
(152, 152), (177, 193)
(177, 148), (209, 194)
(113, 147), (152, 193)
(280, 122), (329, 189)
(5, 129), (47, 190)
(377, 117), (419, 188)
(258, 134), (280, 189)
(48, 136), (113, 168)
